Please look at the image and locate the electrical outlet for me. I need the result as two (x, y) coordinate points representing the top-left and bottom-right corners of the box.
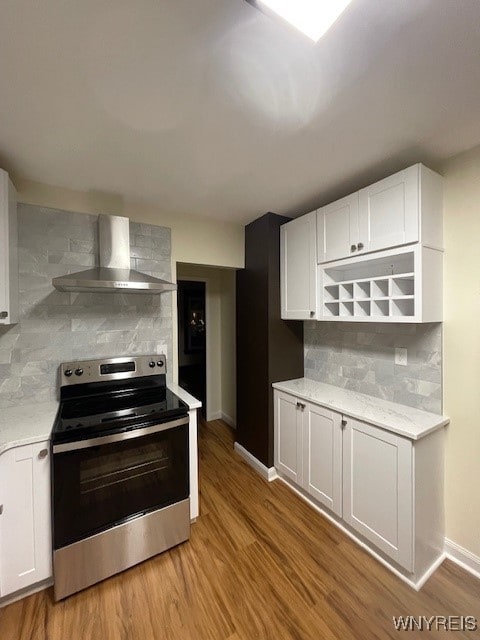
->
(395, 347), (408, 366)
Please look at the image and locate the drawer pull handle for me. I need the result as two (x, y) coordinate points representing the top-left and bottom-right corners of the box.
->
(38, 449), (49, 459)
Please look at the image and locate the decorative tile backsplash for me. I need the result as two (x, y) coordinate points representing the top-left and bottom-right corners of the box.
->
(304, 321), (442, 413)
(0, 204), (173, 408)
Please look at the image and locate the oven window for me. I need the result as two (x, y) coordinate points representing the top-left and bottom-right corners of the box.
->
(53, 424), (189, 549)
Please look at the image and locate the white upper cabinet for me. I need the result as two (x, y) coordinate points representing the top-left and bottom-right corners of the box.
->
(281, 164), (443, 322)
(280, 211), (317, 320)
(358, 165), (419, 254)
(317, 193), (359, 263)
(316, 164), (443, 264)
(0, 169), (18, 326)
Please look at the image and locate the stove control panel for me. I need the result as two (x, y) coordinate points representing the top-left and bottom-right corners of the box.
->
(60, 355), (167, 386)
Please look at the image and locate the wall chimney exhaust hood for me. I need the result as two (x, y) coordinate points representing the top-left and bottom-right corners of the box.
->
(52, 215), (177, 294)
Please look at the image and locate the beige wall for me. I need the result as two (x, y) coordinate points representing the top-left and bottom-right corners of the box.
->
(16, 179), (245, 268)
(442, 144), (480, 557)
(176, 264), (236, 425)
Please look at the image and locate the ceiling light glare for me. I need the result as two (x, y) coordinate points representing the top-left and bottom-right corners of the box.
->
(256, 0), (353, 42)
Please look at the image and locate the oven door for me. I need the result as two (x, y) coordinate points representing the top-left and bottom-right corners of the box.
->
(52, 417), (189, 549)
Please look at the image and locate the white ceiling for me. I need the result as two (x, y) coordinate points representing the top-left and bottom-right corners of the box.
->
(1, 0), (480, 224)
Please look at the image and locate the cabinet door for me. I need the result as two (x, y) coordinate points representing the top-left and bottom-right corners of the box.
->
(274, 391), (303, 485)
(358, 165), (419, 254)
(317, 193), (359, 263)
(280, 212), (317, 320)
(0, 442), (52, 596)
(343, 418), (413, 571)
(303, 404), (342, 516)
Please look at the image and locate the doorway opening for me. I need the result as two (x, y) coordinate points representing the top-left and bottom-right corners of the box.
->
(177, 280), (207, 418)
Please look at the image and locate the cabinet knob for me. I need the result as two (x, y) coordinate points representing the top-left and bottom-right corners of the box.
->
(310, 310), (315, 317)
(341, 419), (347, 428)
(0, 311), (8, 319)
(357, 242), (364, 250)
(38, 449), (49, 459)
(350, 245), (357, 252)
(296, 402), (306, 410)
(0, 504), (3, 515)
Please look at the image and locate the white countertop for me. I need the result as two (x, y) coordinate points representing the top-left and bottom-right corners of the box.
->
(0, 401), (59, 455)
(272, 378), (448, 440)
(168, 383), (202, 410)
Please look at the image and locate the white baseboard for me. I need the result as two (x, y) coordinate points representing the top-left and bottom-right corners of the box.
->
(207, 411), (236, 428)
(415, 553), (447, 590)
(221, 412), (236, 429)
(234, 443), (278, 482)
(445, 538), (480, 581)
(0, 578), (53, 609)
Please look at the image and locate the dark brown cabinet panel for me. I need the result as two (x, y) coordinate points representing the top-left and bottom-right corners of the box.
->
(236, 213), (304, 467)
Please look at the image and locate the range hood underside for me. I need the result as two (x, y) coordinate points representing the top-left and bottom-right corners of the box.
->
(53, 267), (177, 294)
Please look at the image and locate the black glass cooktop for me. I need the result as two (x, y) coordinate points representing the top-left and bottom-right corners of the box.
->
(53, 377), (188, 443)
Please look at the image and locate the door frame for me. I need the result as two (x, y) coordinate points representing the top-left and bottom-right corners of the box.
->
(175, 275), (213, 420)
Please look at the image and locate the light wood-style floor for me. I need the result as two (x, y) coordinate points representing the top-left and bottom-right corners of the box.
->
(1, 419), (479, 639)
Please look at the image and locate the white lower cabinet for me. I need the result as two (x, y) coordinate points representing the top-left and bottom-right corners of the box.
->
(274, 391), (303, 485)
(342, 417), (413, 571)
(303, 403), (342, 517)
(274, 391), (342, 515)
(0, 442), (52, 598)
(273, 389), (445, 585)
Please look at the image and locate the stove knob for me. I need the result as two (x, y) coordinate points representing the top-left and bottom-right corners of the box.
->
(75, 368), (84, 376)
(149, 361), (155, 368)
(157, 360), (164, 367)
(64, 369), (73, 377)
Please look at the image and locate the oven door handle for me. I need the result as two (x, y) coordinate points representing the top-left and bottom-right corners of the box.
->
(52, 416), (189, 453)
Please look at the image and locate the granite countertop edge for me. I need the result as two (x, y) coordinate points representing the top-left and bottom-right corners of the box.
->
(0, 401), (60, 456)
(272, 378), (449, 441)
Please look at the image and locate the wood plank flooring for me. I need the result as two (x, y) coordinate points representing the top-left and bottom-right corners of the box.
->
(1, 419), (479, 639)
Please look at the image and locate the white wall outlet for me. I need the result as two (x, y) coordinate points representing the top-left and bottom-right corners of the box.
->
(395, 347), (408, 366)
